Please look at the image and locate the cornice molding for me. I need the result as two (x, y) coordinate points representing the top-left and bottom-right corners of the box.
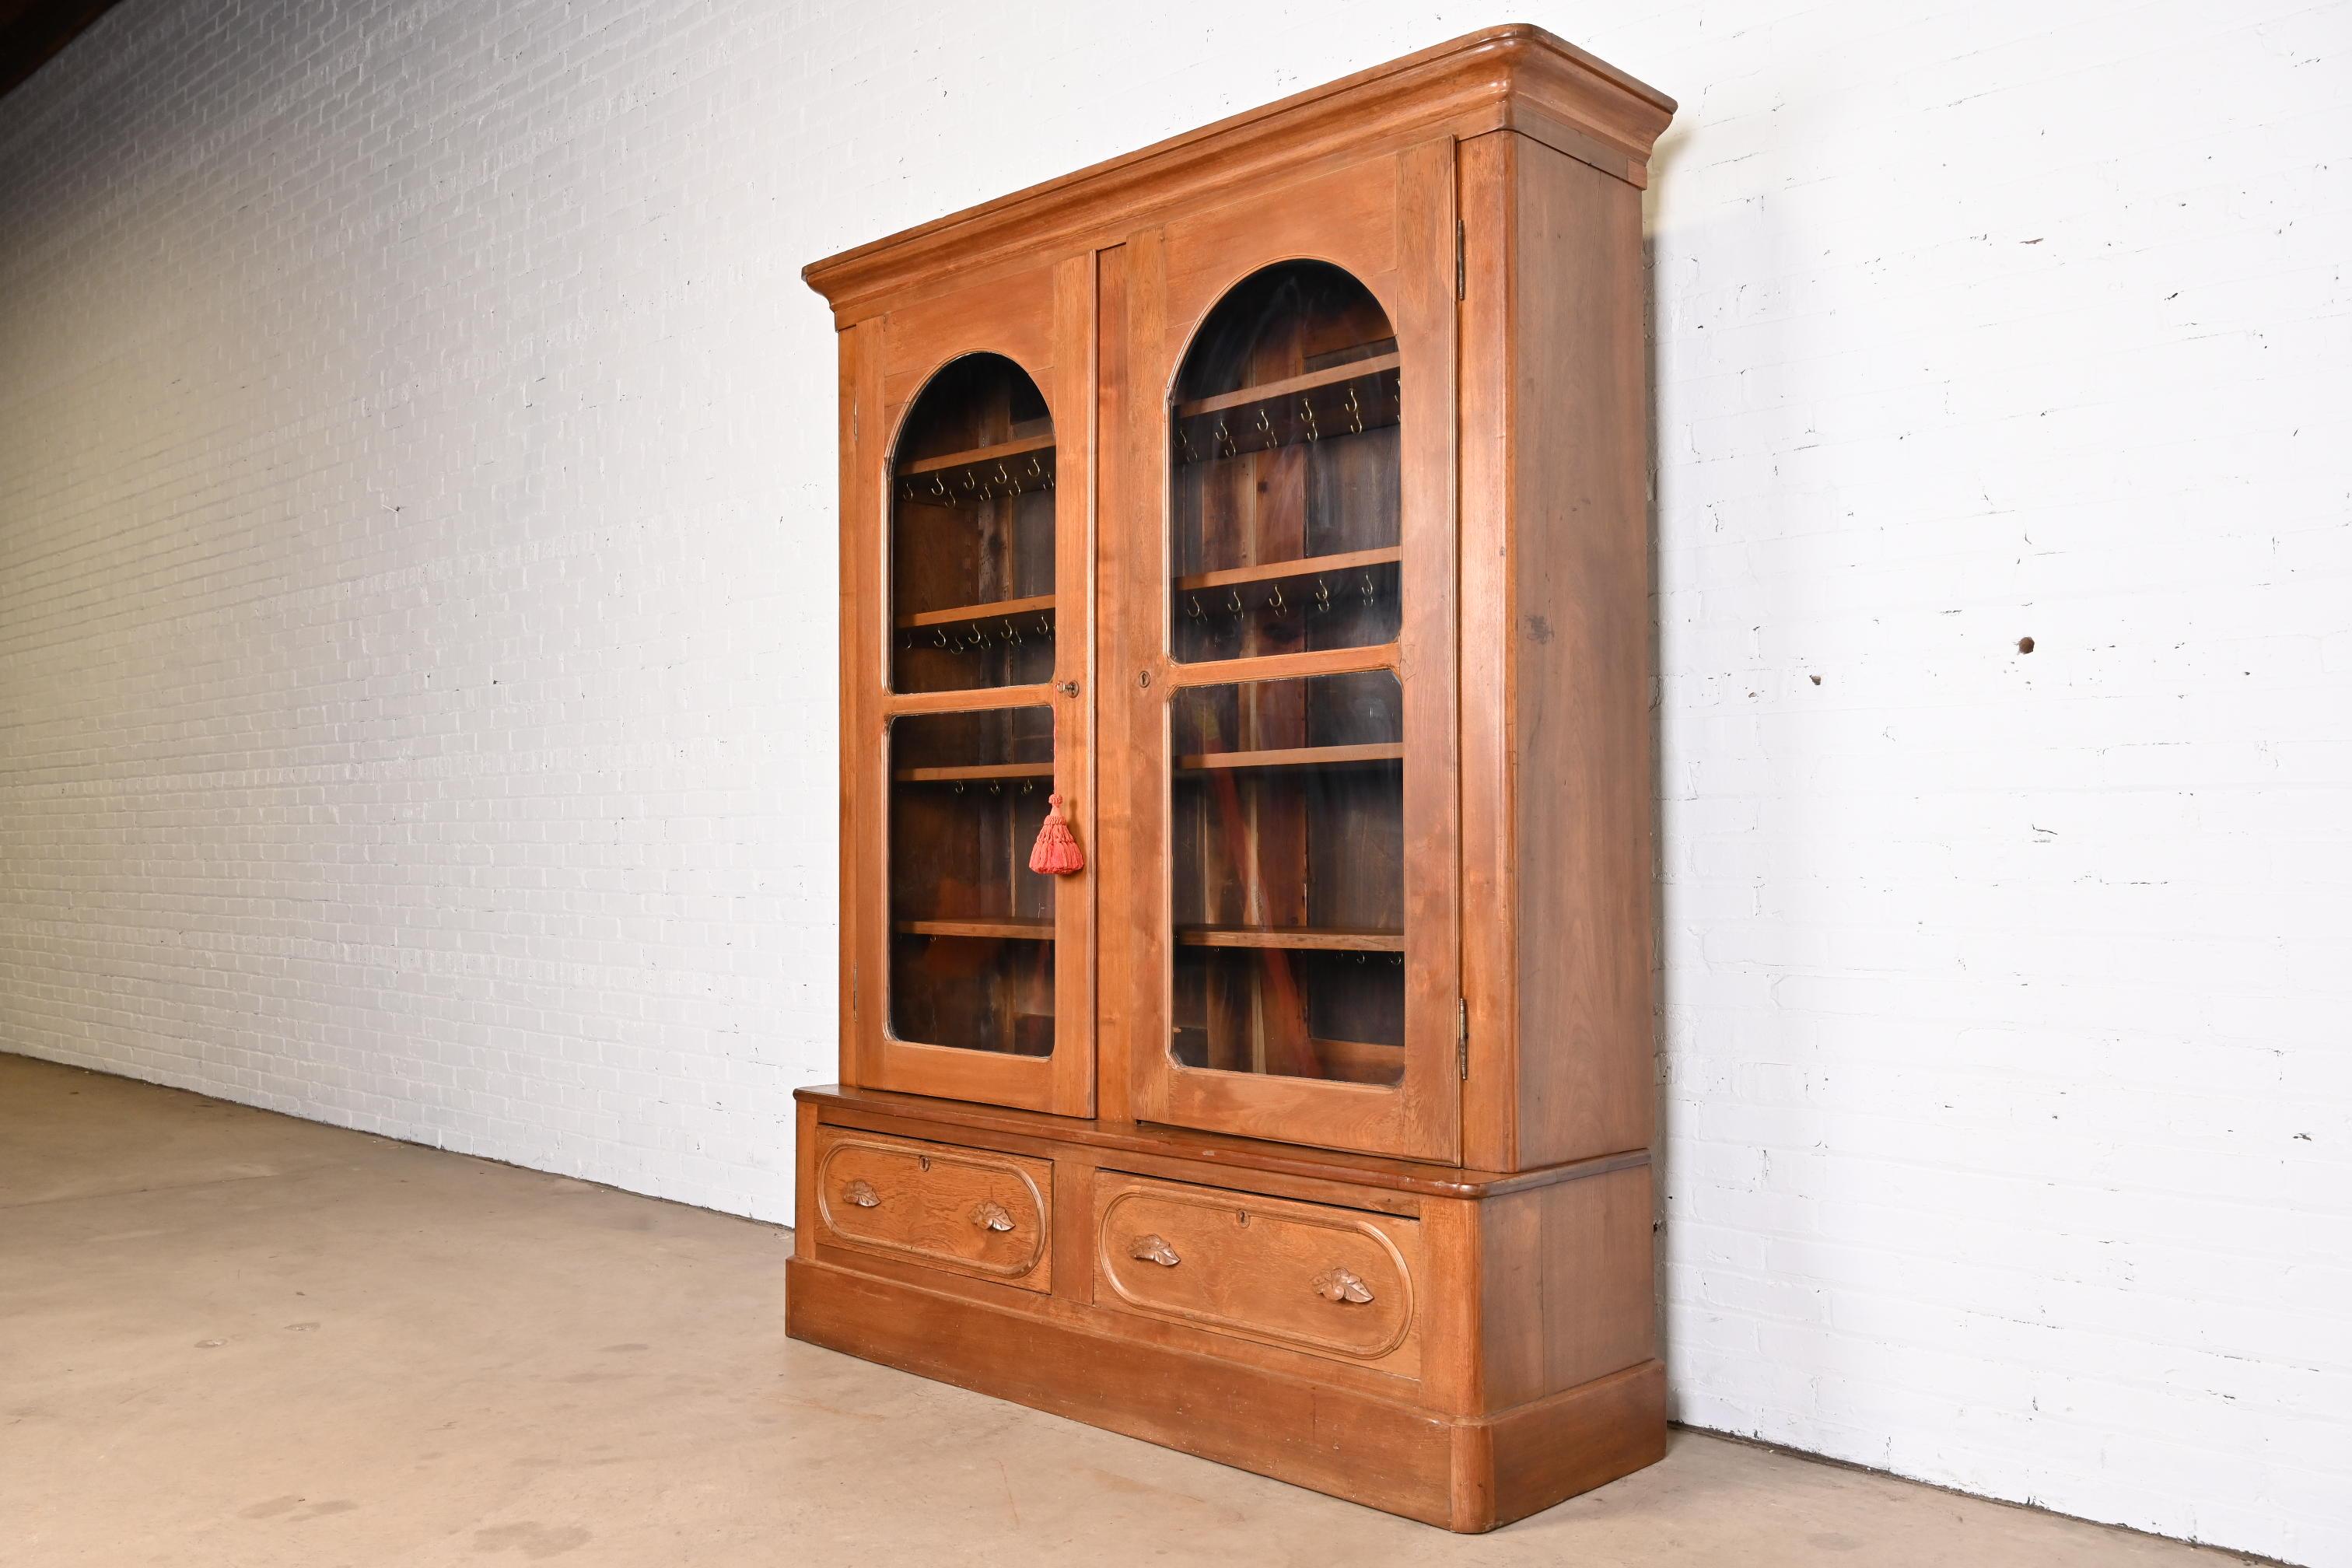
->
(802, 25), (1674, 321)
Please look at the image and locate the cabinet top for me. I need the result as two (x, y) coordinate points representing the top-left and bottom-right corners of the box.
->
(801, 23), (1674, 321)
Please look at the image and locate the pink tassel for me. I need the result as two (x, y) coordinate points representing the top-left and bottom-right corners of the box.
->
(1028, 792), (1084, 876)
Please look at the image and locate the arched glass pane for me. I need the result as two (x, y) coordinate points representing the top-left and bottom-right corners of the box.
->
(892, 353), (1056, 693)
(885, 352), (1059, 1059)
(1168, 262), (1400, 664)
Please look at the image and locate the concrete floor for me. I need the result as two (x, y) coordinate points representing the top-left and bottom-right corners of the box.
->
(0, 1056), (2269, 1568)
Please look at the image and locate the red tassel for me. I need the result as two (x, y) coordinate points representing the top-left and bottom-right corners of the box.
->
(1028, 792), (1084, 876)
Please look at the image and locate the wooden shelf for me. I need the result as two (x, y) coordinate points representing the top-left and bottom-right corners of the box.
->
(892, 761), (1054, 782)
(896, 593), (1055, 632)
(1173, 352), (1402, 464)
(895, 433), (1056, 506)
(1173, 547), (1401, 597)
(894, 917), (1054, 941)
(1311, 1035), (1405, 1087)
(1176, 742), (1402, 773)
(898, 431), (1054, 478)
(1175, 925), (1405, 953)
(1174, 352), (1400, 421)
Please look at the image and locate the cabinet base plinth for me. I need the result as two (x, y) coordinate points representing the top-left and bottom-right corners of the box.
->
(786, 1255), (1665, 1532)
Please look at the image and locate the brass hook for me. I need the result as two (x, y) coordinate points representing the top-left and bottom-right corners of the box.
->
(1300, 397), (1319, 443)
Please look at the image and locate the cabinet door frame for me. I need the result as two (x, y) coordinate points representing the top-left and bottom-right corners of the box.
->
(1106, 142), (1461, 1162)
(843, 253), (1097, 1118)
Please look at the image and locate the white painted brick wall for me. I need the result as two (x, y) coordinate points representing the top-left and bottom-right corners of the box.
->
(2, 2), (2345, 1561)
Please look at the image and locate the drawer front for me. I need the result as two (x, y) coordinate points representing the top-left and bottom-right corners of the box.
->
(812, 1129), (1051, 1292)
(1093, 1175), (1419, 1373)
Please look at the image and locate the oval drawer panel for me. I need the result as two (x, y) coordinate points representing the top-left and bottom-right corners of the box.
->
(813, 1129), (1051, 1291)
(1093, 1175), (1419, 1369)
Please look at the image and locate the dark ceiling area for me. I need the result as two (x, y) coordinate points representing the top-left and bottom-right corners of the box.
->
(0, 0), (122, 101)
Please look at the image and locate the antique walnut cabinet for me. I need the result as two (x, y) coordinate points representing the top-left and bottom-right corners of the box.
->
(789, 26), (1674, 1531)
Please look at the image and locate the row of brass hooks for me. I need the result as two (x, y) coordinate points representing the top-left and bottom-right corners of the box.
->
(901, 612), (1055, 654)
(1171, 374), (1397, 464)
(1181, 574), (1384, 622)
(897, 453), (1055, 506)
(947, 779), (1038, 796)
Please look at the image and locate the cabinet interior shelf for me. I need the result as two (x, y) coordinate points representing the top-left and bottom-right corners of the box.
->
(896, 593), (1055, 632)
(895, 432), (1056, 506)
(1172, 546), (1402, 597)
(894, 917), (1053, 941)
(1174, 925), (1405, 952)
(892, 761), (1054, 782)
(1172, 352), (1401, 464)
(1176, 743), (1402, 773)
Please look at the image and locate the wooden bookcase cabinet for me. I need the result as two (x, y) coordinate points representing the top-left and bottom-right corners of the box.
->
(791, 26), (1675, 1532)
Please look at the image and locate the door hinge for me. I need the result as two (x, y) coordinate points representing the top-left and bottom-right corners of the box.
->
(1454, 220), (1465, 300)
(851, 965), (859, 1021)
(1457, 998), (1469, 1078)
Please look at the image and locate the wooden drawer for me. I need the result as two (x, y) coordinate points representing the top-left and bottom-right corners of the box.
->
(811, 1128), (1052, 1292)
(1092, 1174), (1420, 1375)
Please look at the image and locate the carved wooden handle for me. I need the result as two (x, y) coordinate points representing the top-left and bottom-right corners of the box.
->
(1311, 1265), (1373, 1304)
(1128, 1234), (1181, 1267)
(842, 1178), (880, 1209)
(971, 1199), (1014, 1233)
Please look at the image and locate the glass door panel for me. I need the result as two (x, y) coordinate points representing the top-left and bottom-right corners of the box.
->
(1170, 262), (1401, 664)
(888, 706), (1057, 1058)
(1169, 672), (1405, 1086)
(891, 353), (1057, 693)
(1115, 143), (1458, 1160)
(852, 253), (1091, 1118)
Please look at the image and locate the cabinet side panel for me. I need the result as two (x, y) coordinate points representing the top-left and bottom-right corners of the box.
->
(1479, 1163), (1656, 1410)
(1509, 137), (1656, 1167)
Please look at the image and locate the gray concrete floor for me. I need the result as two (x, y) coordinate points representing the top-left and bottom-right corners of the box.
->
(0, 1055), (2267, 1568)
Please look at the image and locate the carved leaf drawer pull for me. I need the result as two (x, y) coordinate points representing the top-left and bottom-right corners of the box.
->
(1311, 1266), (1374, 1304)
(842, 1178), (880, 1209)
(1129, 1234), (1181, 1267)
(971, 1199), (1015, 1233)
